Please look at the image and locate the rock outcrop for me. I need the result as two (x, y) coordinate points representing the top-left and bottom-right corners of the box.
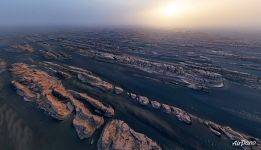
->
(161, 104), (171, 114)
(12, 44), (34, 53)
(42, 50), (71, 60)
(10, 63), (105, 139)
(205, 121), (251, 140)
(97, 120), (161, 150)
(114, 86), (124, 95)
(42, 62), (114, 92)
(79, 49), (224, 90)
(12, 81), (37, 101)
(77, 73), (113, 92)
(170, 107), (192, 125)
(150, 101), (161, 109)
(138, 96), (150, 106)
(128, 93), (191, 125)
(11, 63), (71, 120)
(128, 93), (137, 99)
(203, 120), (261, 149)
(71, 98), (104, 139)
(69, 90), (114, 117)
(32, 62), (260, 149)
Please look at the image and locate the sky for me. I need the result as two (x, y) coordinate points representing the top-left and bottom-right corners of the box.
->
(0, 0), (261, 30)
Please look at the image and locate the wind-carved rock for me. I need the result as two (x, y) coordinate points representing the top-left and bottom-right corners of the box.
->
(12, 81), (37, 101)
(42, 62), (114, 92)
(127, 92), (192, 125)
(77, 73), (113, 92)
(170, 106), (192, 125)
(42, 50), (71, 60)
(79, 49), (224, 90)
(11, 63), (71, 120)
(97, 120), (162, 150)
(138, 96), (150, 106)
(203, 120), (261, 149)
(71, 98), (104, 139)
(9, 63), (261, 149)
(114, 86), (124, 95)
(69, 90), (114, 117)
(161, 104), (171, 114)
(150, 101), (161, 109)
(10, 63), (105, 140)
(127, 92), (137, 100)
(11, 44), (34, 53)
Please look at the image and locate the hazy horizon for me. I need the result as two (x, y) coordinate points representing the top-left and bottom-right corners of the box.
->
(1, 0), (261, 31)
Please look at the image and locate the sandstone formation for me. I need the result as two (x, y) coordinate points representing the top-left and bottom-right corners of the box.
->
(69, 90), (114, 117)
(10, 63), (105, 139)
(128, 93), (137, 99)
(33, 61), (260, 149)
(138, 96), (150, 106)
(150, 101), (161, 109)
(127, 93), (192, 125)
(97, 120), (161, 150)
(12, 44), (34, 53)
(42, 50), (71, 60)
(79, 49), (224, 90)
(161, 104), (171, 114)
(77, 73), (113, 92)
(170, 107), (192, 125)
(11, 63), (71, 120)
(79, 47), (261, 90)
(12, 81), (37, 101)
(5, 30), (261, 150)
(42, 62), (114, 92)
(72, 98), (104, 139)
(205, 120), (250, 140)
(203, 120), (261, 149)
(114, 86), (124, 95)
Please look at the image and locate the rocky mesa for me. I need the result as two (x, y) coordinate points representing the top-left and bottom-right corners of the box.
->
(97, 120), (162, 150)
(11, 63), (72, 120)
(10, 63), (106, 140)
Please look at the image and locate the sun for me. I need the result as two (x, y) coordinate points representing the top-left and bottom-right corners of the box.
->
(142, 1), (191, 27)
(163, 4), (179, 17)
(160, 1), (189, 18)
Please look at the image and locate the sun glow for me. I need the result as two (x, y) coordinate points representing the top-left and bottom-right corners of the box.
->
(142, 1), (192, 27)
(158, 1), (189, 18)
(141, 0), (261, 29)
(160, 2), (188, 18)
